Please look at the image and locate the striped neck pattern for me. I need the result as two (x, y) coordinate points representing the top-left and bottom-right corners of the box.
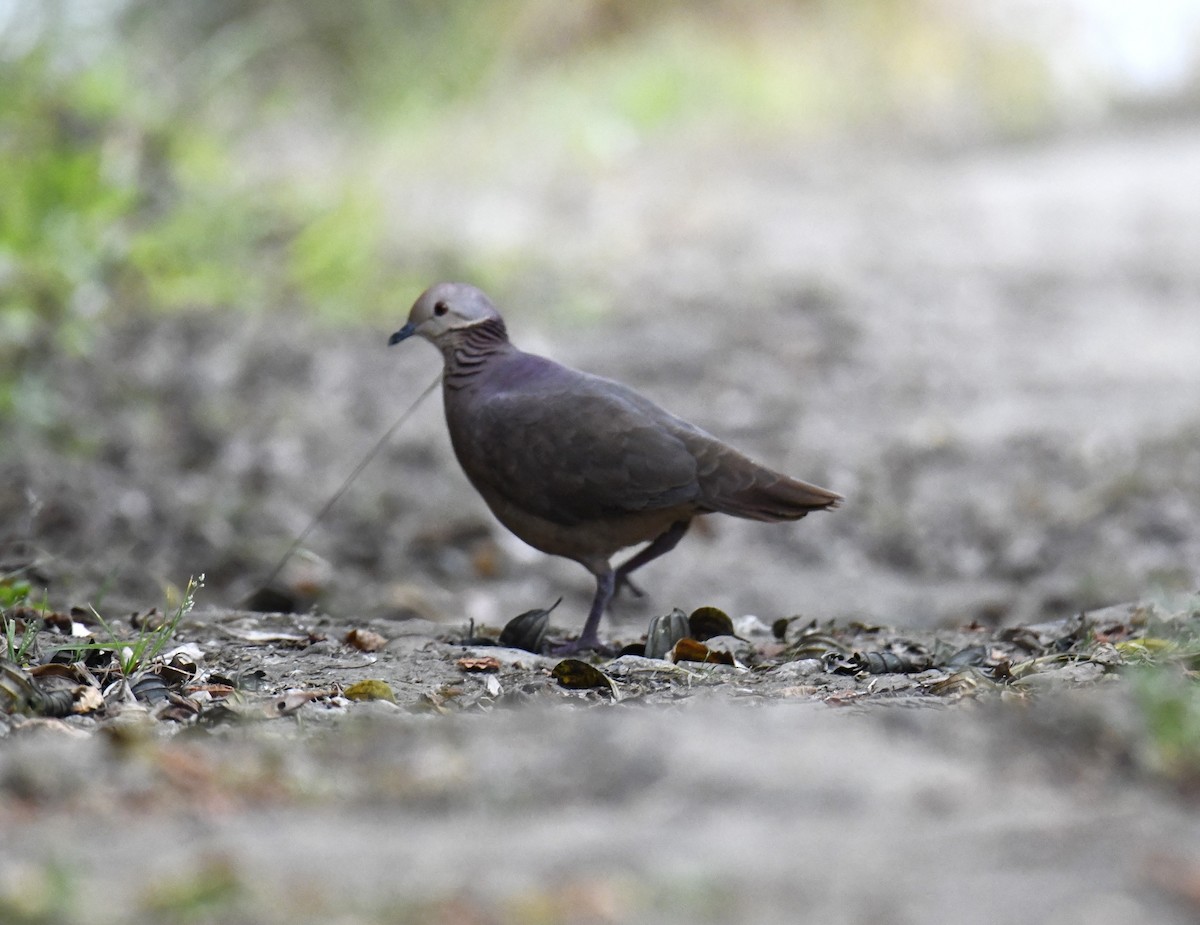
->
(444, 318), (510, 389)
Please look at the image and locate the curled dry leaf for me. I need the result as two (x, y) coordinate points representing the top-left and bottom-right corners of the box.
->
(922, 669), (992, 698)
(456, 655), (502, 673)
(33, 609), (82, 635)
(27, 662), (87, 681)
(0, 659), (91, 717)
(823, 688), (869, 706)
(644, 609), (690, 660)
(345, 628), (388, 652)
(2, 668), (45, 714)
(825, 646), (932, 675)
(498, 599), (558, 653)
(1115, 637), (1177, 662)
(71, 685), (105, 714)
(157, 653), (199, 687)
(944, 645), (989, 669)
(780, 623), (848, 660)
(551, 659), (616, 694)
(268, 689), (329, 715)
(205, 690), (328, 721)
(688, 606), (735, 642)
(37, 690), (78, 718)
(187, 683), (236, 700)
(219, 626), (312, 644)
(156, 693), (203, 723)
(669, 638), (735, 666)
(131, 608), (166, 631)
(343, 679), (397, 703)
(130, 673), (171, 704)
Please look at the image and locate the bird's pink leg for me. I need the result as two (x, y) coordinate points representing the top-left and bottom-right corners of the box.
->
(613, 519), (691, 600)
(550, 569), (615, 655)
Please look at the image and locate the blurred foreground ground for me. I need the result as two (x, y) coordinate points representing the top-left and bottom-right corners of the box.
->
(2, 601), (1200, 925)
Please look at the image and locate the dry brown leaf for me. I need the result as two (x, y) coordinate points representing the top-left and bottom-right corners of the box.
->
(688, 606), (735, 641)
(266, 689), (329, 715)
(775, 685), (821, 698)
(343, 680), (396, 703)
(669, 638), (735, 666)
(345, 628), (388, 652)
(186, 684), (236, 699)
(551, 659), (616, 693)
(71, 685), (105, 714)
(823, 689), (869, 706)
(456, 655), (502, 673)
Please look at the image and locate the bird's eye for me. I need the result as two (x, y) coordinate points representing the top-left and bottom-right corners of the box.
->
(433, 301), (449, 317)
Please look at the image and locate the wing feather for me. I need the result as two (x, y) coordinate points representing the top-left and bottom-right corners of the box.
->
(450, 368), (700, 526)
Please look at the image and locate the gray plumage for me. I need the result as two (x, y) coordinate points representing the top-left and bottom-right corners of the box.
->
(390, 282), (842, 651)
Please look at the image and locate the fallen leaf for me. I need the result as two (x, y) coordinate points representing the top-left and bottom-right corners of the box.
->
(343, 679), (397, 703)
(457, 655), (501, 673)
(219, 627), (312, 644)
(201, 690), (332, 723)
(271, 690), (322, 714)
(1115, 638), (1177, 661)
(645, 609), (690, 660)
(345, 628), (388, 652)
(499, 600), (558, 652)
(825, 646), (932, 675)
(130, 674), (170, 704)
(552, 659), (616, 694)
(71, 685), (105, 714)
(776, 685), (821, 698)
(162, 642), (205, 662)
(186, 684), (236, 699)
(669, 638), (735, 666)
(688, 606), (735, 641)
(823, 689), (869, 706)
(28, 663), (86, 681)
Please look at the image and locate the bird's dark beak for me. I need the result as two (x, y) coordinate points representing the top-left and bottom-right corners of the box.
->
(388, 322), (417, 346)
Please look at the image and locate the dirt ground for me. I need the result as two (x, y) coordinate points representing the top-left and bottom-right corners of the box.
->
(2, 599), (1200, 924)
(3, 120), (1200, 923)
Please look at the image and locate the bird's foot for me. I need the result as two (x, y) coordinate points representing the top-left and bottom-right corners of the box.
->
(613, 572), (645, 599)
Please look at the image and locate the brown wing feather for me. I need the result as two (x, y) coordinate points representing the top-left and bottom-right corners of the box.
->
(683, 435), (843, 522)
(446, 351), (840, 528)
(449, 371), (701, 527)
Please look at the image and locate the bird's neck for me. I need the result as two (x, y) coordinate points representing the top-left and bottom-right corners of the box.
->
(442, 318), (512, 389)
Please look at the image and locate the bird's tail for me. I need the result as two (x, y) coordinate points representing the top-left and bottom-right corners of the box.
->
(696, 446), (843, 522)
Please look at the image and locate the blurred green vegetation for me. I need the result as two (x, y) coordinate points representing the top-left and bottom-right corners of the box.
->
(1, 0), (1183, 435)
(1133, 664), (1200, 792)
(0, 11), (407, 434)
(1114, 603), (1200, 791)
(0, 52), (132, 429)
(116, 0), (1063, 136)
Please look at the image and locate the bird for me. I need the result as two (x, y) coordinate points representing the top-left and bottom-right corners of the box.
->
(389, 282), (842, 652)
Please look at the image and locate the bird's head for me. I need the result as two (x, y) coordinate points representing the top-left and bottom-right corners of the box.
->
(389, 282), (505, 347)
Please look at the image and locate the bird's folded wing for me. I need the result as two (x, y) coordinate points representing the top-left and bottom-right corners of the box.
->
(462, 386), (700, 526)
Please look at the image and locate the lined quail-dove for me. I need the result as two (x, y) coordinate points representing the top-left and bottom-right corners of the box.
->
(390, 282), (841, 652)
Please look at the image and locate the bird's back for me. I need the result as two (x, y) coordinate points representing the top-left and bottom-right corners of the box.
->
(444, 348), (701, 526)
(445, 346), (839, 532)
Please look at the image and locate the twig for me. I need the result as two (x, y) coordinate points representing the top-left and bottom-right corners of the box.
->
(258, 373), (441, 591)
